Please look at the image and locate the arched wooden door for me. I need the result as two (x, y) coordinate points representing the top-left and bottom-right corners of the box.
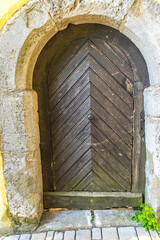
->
(33, 24), (149, 208)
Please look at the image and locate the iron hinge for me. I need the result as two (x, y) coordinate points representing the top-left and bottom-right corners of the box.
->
(139, 110), (145, 138)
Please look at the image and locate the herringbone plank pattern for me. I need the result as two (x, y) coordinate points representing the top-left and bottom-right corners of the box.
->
(48, 39), (134, 192)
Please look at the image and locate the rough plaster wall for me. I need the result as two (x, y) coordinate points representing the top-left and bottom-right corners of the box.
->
(0, 0), (56, 233)
(121, 0), (160, 86)
(0, 152), (13, 235)
(0, 0), (160, 233)
(144, 86), (160, 217)
(43, 0), (135, 24)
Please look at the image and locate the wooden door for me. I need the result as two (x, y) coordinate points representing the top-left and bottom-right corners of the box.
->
(33, 24), (149, 208)
(48, 39), (133, 193)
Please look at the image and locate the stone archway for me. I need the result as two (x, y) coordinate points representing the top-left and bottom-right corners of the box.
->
(0, 0), (160, 233)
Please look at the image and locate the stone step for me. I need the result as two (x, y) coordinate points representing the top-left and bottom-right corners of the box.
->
(1, 227), (159, 240)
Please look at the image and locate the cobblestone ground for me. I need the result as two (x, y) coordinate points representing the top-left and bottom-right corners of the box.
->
(0, 227), (160, 240)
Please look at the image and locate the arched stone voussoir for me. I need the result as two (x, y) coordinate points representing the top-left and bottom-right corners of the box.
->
(43, 0), (135, 29)
(15, 0), (136, 90)
(0, 0), (57, 91)
(14, 0), (160, 90)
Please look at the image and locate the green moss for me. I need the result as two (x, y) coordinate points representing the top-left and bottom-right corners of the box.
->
(11, 214), (39, 232)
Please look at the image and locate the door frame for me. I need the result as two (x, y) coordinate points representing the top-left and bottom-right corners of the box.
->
(33, 24), (150, 208)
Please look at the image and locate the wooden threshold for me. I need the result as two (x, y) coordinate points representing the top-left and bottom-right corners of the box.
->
(43, 192), (143, 209)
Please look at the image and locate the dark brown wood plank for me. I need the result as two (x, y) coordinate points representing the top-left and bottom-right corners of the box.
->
(92, 124), (131, 172)
(84, 181), (101, 192)
(92, 136), (131, 186)
(33, 52), (54, 192)
(132, 82), (147, 194)
(106, 42), (131, 66)
(92, 172), (112, 191)
(43, 192), (143, 209)
(91, 38), (134, 81)
(92, 160), (124, 191)
(91, 96), (132, 144)
(52, 112), (91, 159)
(48, 38), (88, 84)
(88, 41), (134, 95)
(49, 55), (90, 108)
(51, 83), (90, 135)
(92, 146), (131, 191)
(51, 97), (91, 147)
(74, 171), (93, 191)
(91, 83), (133, 135)
(89, 55), (133, 108)
(59, 152), (92, 191)
(90, 69), (133, 121)
(55, 136), (91, 183)
(92, 111), (131, 159)
(55, 124), (91, 170)
(48, 41), (90, 95)
(50, 70), (90, 122)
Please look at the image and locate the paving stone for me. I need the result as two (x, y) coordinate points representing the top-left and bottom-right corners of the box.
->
(46, 231), (54, 240)
(76, 230), (91, 240)
(94, 210), (140, 227)
(31, 232), (46, 240)
(102, 228), (118, 240)
(92, 228), (101, 239)
(136, 227), (151, 240)
(37, 210), (92, 231)
(149, 230), (160, 240)
(64, 231), (75, 240)
(19, 234), (31, 240)
(118, 227), (138, 240)
(53, 232), (63, 240)
(3, 236), (20, 240)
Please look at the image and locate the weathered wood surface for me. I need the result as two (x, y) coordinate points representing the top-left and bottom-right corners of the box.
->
(132, 82), (149, 194)
(43, 192), (143, 209)
(49, 38), (134, 192)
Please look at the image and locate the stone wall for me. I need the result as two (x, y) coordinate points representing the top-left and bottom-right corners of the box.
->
(0, 0), (160, 234)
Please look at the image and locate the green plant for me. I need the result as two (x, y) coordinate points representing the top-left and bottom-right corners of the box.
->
(91, 209), (95, 224)
(132, 203), (160, 233)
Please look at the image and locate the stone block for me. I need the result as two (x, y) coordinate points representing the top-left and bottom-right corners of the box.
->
(46, 231), (54, 240)
(2, 150), (43, 232)
(3, 236), (20, 240)
(136, 227), (151, 240)
(44, 0), (134, 26)
(145, 115), (160, 217)
(144, 85), (160, 117)
(1, 90), (40, 153)
(19, 234), (31, 240)
(54, 232), (63, 240)
(76, 230), (91, 240)
(118, 227), (137, 240)
(149, 229), (160, 240)
(1, 91), (26, 135)
(31, 233), (46, 240)
(92, 228), (101, 240)
(36, 210), (92, 232)
(94, 210), (140, 227)
(102, 228), (118, 240)
(64, 231), (75, 240)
